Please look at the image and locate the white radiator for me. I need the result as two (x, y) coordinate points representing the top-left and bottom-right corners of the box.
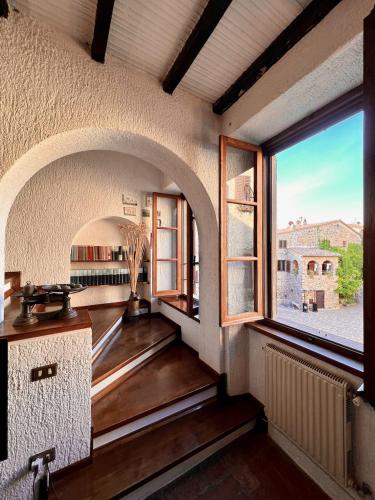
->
(265, 344), (353, 487)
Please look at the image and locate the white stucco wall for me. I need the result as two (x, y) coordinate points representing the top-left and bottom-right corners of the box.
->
(0, 328), (92, 500)
(248, 328), (375, 499)
(5, 150), (212, 352)
(0, 11), (221, 372)
(5, 151), (158, 307)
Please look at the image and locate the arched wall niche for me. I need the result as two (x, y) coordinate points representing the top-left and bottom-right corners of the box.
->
(70, 216), (152, 308)
(0, 129), (221, 371)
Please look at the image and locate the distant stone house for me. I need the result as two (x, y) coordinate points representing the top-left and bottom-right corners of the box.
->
(277, 220), (362, 310)
(277, 247), (340, 309)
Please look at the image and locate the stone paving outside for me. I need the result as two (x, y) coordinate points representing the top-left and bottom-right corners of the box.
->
(276, 294), (363, 346)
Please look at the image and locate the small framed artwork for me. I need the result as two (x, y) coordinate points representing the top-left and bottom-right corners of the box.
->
(122, 195), (138, 206)
(124, 206), (137, 216)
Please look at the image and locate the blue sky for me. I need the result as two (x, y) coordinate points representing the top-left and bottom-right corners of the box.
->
(276, 112), (363, 228)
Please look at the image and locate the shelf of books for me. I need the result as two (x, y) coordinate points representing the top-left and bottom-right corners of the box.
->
(70, 246), (148, 286)
(70, 267), (148, 287)
(70, 245), (128, 262)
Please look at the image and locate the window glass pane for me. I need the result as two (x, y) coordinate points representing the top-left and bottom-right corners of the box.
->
(157, 196), (177, 227)
(274, 112), (363, 350)
(157, 229), (176, 259)
(227, 261), (255, 315)
(227, 203), (255, 257)
(226, 146), (255, 202)
(157, 261), (177, 291)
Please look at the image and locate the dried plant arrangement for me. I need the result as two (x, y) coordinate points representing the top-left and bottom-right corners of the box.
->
(119, 223), (147, 298)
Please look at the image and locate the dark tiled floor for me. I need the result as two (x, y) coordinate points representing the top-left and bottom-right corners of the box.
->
(149, 432), (329, 500)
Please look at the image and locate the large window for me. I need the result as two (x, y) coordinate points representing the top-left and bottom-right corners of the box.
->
(272, 112), (364, 350)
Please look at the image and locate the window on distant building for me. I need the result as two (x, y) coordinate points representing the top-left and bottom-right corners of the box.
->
(272, 112), (363, 350)
(322, 260), (333, 274)
(277, 260), (286, 271)
(292, 260), (299, 273)
(278, 240), (287, 248)
(307, 260), (318, 274)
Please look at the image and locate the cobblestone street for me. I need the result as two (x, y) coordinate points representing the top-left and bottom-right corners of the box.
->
(276, 297), (363, 347)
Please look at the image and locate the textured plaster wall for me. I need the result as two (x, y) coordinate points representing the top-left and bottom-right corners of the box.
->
(248, 329), (375, 499)
(5, 151), (157, 307)
(0, 11), (221, 372)
(5, 150), (210, 352)
(0, 328), (92, 500)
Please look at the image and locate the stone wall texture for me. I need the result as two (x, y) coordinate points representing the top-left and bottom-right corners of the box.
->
(278, 221), (362, 248)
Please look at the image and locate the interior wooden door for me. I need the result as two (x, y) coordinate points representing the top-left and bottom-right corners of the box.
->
(152, 193), (182, 297)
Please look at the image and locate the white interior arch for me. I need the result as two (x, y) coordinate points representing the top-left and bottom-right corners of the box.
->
(0, 128), (221, 371)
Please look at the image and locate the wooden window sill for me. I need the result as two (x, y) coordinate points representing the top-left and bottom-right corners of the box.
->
(159, 296), (200, 323)
(246, 321), (363, 378)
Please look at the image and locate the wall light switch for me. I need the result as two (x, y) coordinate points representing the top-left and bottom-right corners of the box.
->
(31, 363), (57, 382)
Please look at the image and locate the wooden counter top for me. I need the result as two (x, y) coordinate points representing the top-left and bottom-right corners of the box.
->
(1, 298), (92, 342)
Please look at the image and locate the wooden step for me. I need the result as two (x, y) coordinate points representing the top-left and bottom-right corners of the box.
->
(52, 396), (261, 500)
(91, 316), (179, 397)
(90, 306), (124, 360)
(92, 344), (219, 448)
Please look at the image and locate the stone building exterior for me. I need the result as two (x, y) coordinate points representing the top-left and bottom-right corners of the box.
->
(277, 247), (340, 309)
(277, 220), (362, 309)
(278, 219), (362, 248)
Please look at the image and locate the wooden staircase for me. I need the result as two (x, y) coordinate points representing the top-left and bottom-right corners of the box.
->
(52, 309), (262, 499)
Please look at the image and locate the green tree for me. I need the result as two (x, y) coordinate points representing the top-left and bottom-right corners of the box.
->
(320, 239), (363, 304)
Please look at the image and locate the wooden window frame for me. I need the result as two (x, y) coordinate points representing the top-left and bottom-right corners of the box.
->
(257, 84), (366, 377)
(156, 197), (200, 322)
(152, 192), (182, 297)
(220, 135), (263, 326)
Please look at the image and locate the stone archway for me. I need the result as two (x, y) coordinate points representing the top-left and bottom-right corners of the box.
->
(0, 128), (221, 371)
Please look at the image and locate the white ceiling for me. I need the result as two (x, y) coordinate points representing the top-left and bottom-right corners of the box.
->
(12, 0), (311, 103)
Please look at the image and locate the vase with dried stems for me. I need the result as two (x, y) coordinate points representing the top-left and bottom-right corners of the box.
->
(119, 223), (147, 319)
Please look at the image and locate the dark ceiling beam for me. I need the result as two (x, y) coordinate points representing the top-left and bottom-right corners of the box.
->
(0, 0), (9, 18)
(163, 0), (233, 95)
(91, 0), (116, 63)
(213, 0), (343, 115)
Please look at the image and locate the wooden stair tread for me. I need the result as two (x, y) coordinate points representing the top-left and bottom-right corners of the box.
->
(89, 306), (124, 348)
(92, 344), (218, 436)
(92, 316), (177, 384)
(53, 396), (261, 500)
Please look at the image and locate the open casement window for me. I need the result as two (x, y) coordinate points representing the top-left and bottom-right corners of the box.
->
(220, 135), (264, 326)
(152, 193), (182, 297)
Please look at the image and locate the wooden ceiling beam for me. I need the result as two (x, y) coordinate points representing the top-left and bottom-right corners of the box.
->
(91, 0), (116, 63)
(213, 0), (343, 115)
(163, 0), (233, 95)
